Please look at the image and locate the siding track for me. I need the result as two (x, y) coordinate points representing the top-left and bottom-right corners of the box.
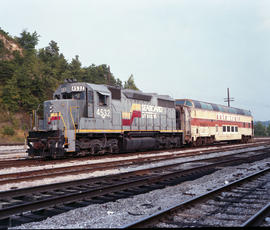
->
(122, 167), (270, 228)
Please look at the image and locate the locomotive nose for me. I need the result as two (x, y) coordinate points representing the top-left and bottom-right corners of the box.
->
(49, 104), (54, 113)
(44, 100), (62, 130)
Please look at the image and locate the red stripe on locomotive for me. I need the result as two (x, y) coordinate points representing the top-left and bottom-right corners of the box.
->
(122, 110), (141, 126)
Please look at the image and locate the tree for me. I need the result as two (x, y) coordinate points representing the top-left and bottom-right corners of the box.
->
(124, 74), (138, 90)
(115, 78), (123, 88)
(63, 55), (83, 80)
(267, 124), (270, 136)
(0, 60), (15, 83)
(0, 28), (127, 117)
(254, 122), (266, 137)
(46, 40), (59, 56)
(38, 40), (68, 86)
(2, 75), (20, 112)
(16, 30), (39, 50)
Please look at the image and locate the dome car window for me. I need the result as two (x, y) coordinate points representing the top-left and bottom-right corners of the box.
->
(185, 101), (193, 107)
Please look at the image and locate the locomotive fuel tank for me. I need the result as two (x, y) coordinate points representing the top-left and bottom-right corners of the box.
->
(122, 137), (157, 152)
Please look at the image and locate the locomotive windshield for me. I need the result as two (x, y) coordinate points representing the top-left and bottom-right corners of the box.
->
(61, 92), (85, 100)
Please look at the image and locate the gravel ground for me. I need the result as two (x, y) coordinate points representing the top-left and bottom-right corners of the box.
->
(0, 145), (27, 159)
(10, 156), (270, 228)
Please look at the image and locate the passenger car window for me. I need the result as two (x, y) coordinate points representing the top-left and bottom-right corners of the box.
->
(193, 101), (201, 109)
(200, 102), (208, 110)
(218, 105), (225, 112)
(211, 104), (219, 111)
(176, 100), (185, 105)
(185, 101), (193, 107)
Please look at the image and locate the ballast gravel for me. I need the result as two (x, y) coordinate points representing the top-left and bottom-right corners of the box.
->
(10, 157), (270, 229)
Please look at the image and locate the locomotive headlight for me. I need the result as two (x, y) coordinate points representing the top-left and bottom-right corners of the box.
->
(49, 105), (54, 113)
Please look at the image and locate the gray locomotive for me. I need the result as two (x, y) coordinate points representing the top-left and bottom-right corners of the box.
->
(27, 79), (184, 158)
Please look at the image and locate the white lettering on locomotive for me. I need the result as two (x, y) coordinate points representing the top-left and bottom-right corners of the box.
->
(96, 108), (111, 119)
(141, 104), (163, 113)
(141, 104), (163, 119)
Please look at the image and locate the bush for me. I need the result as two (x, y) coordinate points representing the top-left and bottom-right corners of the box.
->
(11, 117), (20, 129)
(2, 126), (15, 136)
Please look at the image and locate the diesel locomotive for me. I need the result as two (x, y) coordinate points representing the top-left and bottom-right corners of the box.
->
(27, 79), (254, 158)
(27, 79), (183, 158)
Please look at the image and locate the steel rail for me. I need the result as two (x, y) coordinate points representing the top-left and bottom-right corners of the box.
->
(241, 202), (270, 227)
(121, 167), (270, 228)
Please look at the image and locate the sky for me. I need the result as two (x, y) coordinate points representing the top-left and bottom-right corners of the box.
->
(1, 0), (269, 121)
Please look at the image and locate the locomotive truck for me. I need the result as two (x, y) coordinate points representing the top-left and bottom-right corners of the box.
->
(27, 79), (253, 158)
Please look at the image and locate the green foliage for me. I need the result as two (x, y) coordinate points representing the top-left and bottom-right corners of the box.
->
(2, 125), (15, 136)
(254, 122), (267, 136)
(2, 75), (20, 112)
(124, 74), (139, 90)
(0, 106), (10, 122)
(267, 124), (270, 136)
(0, 60), (16, 83)
(0, 40), (11, 60)
(0, 39), (3, 49)
(0, 28), (139, 117)
(0, 27), (9, 37)
(15, 30), (39, 50)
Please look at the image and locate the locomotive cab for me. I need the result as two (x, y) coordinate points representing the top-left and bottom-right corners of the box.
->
(27, 79), (115, 158)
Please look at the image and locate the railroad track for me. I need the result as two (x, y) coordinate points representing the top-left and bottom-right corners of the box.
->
(0, 140), (269, 169)
(122, 167), (270, 228)
(0, 147), (269, 228)
(0, 145), (270, 187)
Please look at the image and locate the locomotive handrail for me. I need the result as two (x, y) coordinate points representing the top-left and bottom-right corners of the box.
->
(70, 106), (79, 139)
(60, 112), (68, 145)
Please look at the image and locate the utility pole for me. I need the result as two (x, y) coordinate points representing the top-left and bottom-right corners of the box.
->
(224, 88), (234, 107)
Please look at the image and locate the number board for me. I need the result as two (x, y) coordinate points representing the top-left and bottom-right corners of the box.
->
(71, 85), (85, 92)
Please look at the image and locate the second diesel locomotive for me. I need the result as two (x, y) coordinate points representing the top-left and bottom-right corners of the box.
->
(27, 79), (253, 158)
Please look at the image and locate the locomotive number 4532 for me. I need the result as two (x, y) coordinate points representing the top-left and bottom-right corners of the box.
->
(96, 108), (111, 119)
